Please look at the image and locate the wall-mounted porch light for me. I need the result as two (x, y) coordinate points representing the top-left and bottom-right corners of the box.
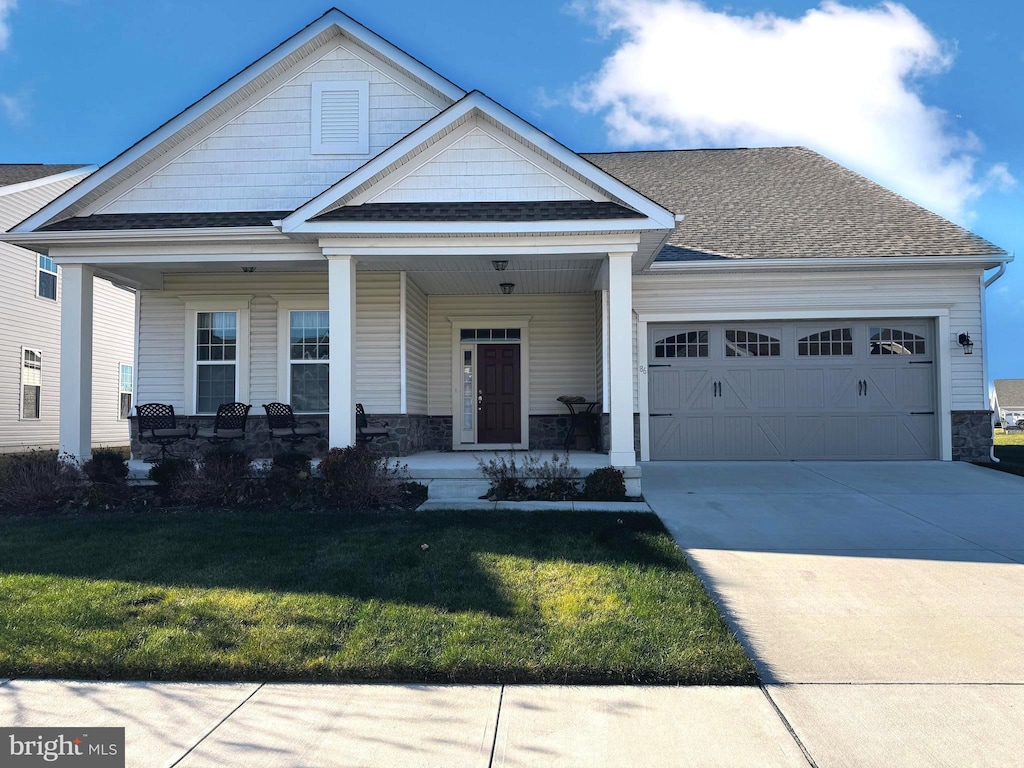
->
(499, 283), (515, 295)
(957, 332), (974, 355)
(491, 260), (509, 271)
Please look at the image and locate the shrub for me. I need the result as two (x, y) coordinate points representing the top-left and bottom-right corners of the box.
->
(530, 453), (581, 501)
(0, 451), (87, 514)
(397, 481), (428, 510)
(264, 450), (314, 504)
(148, 457), (196, 495)
(174, 448), (253, 507)
(477, 451), (529, 501)
(319, 445), (408, 510)
(582, 467), (627, 500)
(82, 448), (132, 506)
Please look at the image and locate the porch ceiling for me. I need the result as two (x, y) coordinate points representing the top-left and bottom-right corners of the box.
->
(361, 256), (602, 295)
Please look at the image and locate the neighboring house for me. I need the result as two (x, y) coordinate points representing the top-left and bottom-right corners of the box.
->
(993, 380), (1024, 427)
(0, 165), (136, 453)
(2, 10), (1010, 467)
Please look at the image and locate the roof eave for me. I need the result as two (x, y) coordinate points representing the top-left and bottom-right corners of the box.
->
(648, 254), (1011, 271)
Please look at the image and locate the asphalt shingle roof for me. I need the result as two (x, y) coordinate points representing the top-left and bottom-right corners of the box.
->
(38, 211), (291, 231)
(0, 164), (89, 188)
(994, 380), (1024, 409)
(311, 201), (645, 222)
(582, 147), (1006, 261)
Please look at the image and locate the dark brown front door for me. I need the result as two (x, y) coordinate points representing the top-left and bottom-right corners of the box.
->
(477, 344), (521, 444)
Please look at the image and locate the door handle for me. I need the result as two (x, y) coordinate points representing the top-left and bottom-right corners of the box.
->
(863, 379), (868, 396)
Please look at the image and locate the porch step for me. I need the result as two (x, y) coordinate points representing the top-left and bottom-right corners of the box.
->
(422, 479), (491, 500)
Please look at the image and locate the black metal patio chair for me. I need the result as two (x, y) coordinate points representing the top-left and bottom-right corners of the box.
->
(195, 402), (252, 448)
(356, 403), (389, 444)
(136, 403), (194, 462)
(262, 402), (322, 447)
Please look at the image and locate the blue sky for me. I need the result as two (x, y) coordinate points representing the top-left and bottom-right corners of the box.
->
(0, 0), (1020, 383)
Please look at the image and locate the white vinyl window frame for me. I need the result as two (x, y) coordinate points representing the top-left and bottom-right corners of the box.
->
(311, 81), (370, 155)
(274, 296), (330, 414)
(37, 255), (58, 301)
(118, 362), (134, 420)
(447, 315), (531, 451)
(182, 297), (251, 416)
(20, 347), (42, 420)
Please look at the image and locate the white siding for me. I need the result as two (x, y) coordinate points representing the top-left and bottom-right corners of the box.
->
(0, 176), (134, 452)
(99, 42), (444, 214)
(136, 271), (401, 415)
(91, 279), (136, 445)
(405, 276), (428, 414)
(368, 127), (586, 204)
(426, 294), (597, 416)
(632, 267), (987, 411)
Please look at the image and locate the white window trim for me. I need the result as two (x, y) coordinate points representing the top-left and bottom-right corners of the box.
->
(37, 255), (58, 302)
(311, 80), (369, 155)
(275, 296), (330, 414)
(182, 297), (251, 416)
(446, 315), (532, 451)
(20, 346), (42, 420)
(118, 362), (134, 421)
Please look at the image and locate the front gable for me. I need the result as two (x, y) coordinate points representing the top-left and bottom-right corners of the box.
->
(284, 92), (677, 234)
(348, 122), (592, 205)
(14, 9), (465, 231)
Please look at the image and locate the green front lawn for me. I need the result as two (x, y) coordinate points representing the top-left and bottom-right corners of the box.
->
(994, 431), (1024, 446)
(0, 510), (754, 685)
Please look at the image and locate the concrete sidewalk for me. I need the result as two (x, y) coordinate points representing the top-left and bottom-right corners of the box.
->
(0, 680), (809, 767)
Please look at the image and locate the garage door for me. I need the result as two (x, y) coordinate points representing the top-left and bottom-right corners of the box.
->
(648, 321), (937, 460)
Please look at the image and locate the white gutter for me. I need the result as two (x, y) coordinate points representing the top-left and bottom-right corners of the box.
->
(984, 258), (1011, 463)
(649, 254), (1009, 271)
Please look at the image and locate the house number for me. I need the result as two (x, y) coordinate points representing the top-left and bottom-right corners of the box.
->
(639, 365), (647, 375)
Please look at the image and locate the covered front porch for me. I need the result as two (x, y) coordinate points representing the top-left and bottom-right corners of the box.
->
(58, 234), (643, 473)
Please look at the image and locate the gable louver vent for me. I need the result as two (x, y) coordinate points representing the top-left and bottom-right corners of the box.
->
(311, 81), (369, 155)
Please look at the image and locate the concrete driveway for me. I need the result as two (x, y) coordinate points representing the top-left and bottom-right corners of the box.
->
(644, 460), (1024, 767)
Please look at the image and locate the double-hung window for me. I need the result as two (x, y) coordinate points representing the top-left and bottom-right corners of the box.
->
(119, 363), (134, 420)
(21, 348), (41, 419)
(289, 310), (330, 412)
(195, 311), (237, 413)
(38, 256), (58, 300)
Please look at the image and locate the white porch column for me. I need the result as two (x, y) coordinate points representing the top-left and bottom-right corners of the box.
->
(59, 264), (94, 461)
(328, 254), (357, 448)
(607, 252), (635, 467)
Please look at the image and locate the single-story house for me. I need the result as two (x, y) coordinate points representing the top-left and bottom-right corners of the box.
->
(0, 164), (136, 452)
(2, 9), (1009, 471)
(993, 380), (1024, 428)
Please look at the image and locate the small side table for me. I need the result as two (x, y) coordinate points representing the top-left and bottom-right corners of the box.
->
(560, 399), (601, 452)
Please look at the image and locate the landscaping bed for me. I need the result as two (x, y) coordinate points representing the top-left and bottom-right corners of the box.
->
(0, 509), (755, 685)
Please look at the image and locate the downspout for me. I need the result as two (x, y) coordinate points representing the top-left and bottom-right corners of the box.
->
(984, 260), (1009, 463)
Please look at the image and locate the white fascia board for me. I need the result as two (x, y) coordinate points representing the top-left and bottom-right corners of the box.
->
(287, 219), (665, 236)
(283, 92), (678, 231)
(0, 166), (96, 198)
(2, 227), (292, 250)
(12, 10), (466, 234)
(647, 254), (1008, 272)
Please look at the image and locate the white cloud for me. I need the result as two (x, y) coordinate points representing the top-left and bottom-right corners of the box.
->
(573, 0), (1012, 223)
(0, 93), (26, 124)
(0, 0), (15, 51)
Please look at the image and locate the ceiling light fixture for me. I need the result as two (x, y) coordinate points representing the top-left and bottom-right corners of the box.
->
(242, 266), (256, 273)
(500, 283), (515, 295)
(492, 260), (509, 271)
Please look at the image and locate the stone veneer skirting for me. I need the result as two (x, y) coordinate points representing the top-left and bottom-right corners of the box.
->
(951, 410), (994, 463)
